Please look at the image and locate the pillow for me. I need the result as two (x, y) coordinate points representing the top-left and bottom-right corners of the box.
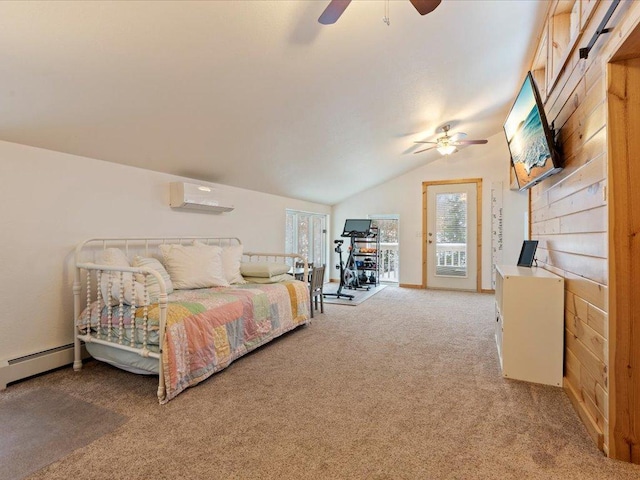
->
(99, 248), (150, 306)
(132, 256), (174, 298)
(242, 274), (294, 284)
(159, 243), (229, 289)
(194, 242), (246, 285)
(240, 261), (291, 278)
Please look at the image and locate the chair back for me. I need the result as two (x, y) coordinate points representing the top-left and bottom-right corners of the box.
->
(310, 264), (325, 293)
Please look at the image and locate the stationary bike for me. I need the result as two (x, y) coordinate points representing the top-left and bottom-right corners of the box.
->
(323, 239), (354, 300)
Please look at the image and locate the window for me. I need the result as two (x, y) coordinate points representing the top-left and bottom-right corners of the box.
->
(285, 210), (327, 267)
(369, 215), (399, 283)
(435, 192), (467, 277)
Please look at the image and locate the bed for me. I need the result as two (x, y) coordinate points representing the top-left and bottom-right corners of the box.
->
(73, 237), (310, 403)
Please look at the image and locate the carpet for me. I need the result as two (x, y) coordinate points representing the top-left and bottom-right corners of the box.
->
(322, 283), (387, 305)
(7, 287), (640, 479)
(0, 387), (127, 480)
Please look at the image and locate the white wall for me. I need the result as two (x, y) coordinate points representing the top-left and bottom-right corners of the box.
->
(0, 140), (330, 362)
(331, 132), (528, 289)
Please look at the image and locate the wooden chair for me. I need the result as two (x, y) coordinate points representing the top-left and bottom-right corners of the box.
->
(295, 261), (313, 281)
(309, 264), (325, 318)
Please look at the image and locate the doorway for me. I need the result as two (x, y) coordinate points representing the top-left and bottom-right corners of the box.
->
(422, 179), (482, 291)
(285, 210), (327, 267)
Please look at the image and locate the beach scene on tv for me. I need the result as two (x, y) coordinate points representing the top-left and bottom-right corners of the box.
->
(504, 77), (554, 188)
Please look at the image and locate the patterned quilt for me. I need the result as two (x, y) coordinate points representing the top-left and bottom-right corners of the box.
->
(79, 280), (310, 402)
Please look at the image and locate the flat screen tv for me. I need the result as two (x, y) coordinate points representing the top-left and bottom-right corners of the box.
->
(504, 72), (562, 190)
(517, 240), (538, 267)
(342, 219), (372, 237)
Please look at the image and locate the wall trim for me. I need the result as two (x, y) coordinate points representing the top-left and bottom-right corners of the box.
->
(0, 344), (84, 389)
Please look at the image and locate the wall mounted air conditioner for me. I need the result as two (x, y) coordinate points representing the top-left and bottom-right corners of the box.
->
(169, 182), (234, 213)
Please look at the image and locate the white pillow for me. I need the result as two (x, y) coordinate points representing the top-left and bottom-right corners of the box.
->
(132, 256), (174, 298)
(242, 274), (294, 284)
(240, 261), (291, 278)
(221, 245), (246, 284)
(99, 248), (150, 306)
(160, 243), (229, 289)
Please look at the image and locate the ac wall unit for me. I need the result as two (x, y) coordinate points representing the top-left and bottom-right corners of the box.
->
(169, 182), (234, 213)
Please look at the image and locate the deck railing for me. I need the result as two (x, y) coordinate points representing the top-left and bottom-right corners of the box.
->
(436, 242), (467, 276)
(379, 243), (399, 283)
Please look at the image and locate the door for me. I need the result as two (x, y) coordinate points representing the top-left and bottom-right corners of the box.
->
(423, 180), (481, 291)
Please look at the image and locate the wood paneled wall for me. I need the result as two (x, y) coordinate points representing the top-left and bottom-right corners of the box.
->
(527, 0), (640, 459)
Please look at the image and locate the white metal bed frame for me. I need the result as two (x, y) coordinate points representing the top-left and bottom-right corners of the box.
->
(73, 236), (308, 403)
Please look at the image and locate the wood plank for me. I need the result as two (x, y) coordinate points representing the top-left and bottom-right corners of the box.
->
(566, 329), (607, 387)
(536, 247), (607, 285)
(567, 310), (607, 363)
(532, 179), (606, 223)
(559, 102), (605, 160)
(565, 378), (605, 450)
(608, 53), (640, 463)
(532, 217), (561, 235)
(554, 76), (585, 132)
(582, 379), (607, 432)
(559, 205), (607, 234)
(566, 289), (588, 318)
(566, 345), (582, 378)
(548, 154), (606, 205)
(564, 271), (606, 311)
(537, 231), (607, 258)
(587, 304), (607, 338)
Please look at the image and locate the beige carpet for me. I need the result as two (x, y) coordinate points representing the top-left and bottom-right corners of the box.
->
(4, 287), (640, 479)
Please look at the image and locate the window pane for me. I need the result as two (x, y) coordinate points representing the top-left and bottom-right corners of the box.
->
(435, 193), (467, 277)
(312, 215), (324, 266)
(297, 214), (310, 261)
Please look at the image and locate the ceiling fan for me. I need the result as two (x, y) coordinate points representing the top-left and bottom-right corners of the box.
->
(414, 124), (488, 156)
(319, 0), (441, 25)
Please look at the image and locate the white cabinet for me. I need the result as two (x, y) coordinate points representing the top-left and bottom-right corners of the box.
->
(495, 264), (564, 387)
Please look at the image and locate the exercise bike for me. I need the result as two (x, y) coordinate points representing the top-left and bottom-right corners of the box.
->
(323, 239), (354, 300)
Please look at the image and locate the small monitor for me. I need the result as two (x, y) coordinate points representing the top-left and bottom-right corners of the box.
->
(342, 219), (372, 237)
(517, 240), (538, 267)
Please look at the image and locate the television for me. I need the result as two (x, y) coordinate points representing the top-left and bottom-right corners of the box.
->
(517, 240), (538, 267)
(342, 219), (372, 237)
(504, 72), (562, 190)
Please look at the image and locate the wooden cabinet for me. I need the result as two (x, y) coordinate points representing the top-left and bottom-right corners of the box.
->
(495, 265), (564, 386)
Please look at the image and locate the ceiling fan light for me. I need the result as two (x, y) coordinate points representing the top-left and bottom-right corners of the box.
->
(437, 144), (457, 156)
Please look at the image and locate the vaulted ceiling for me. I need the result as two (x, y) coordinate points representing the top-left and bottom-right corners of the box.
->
(0, 1), (546, 205)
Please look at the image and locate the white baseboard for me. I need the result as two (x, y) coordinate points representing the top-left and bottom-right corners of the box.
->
(0, 344), (83, 390)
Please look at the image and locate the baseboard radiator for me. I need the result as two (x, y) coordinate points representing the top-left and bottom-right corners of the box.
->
(0, 344), (85, 390)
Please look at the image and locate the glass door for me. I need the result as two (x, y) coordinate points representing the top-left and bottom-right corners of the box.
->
(285, 210), (327, 267)
(425, 181), (479, 291)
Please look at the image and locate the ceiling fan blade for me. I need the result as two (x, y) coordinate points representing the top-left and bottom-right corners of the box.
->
(414, 141), (438, 144)
(414, 145), (438, 154)
(409, 0), (442, 16)
(454, 139), (488, 145)
(318, 0), (352, 25)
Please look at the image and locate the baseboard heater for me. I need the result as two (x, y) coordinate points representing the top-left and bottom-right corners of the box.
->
(0, 344), (87, 389)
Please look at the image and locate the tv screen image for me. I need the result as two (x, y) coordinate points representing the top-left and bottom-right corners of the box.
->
(504, 72), (562, 190)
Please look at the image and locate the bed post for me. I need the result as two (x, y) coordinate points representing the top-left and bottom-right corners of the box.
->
(157, 291), (168, 402)
(73, 266), (83, 371)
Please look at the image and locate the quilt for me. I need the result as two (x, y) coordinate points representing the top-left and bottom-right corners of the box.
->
(79, 281), (310, 402)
